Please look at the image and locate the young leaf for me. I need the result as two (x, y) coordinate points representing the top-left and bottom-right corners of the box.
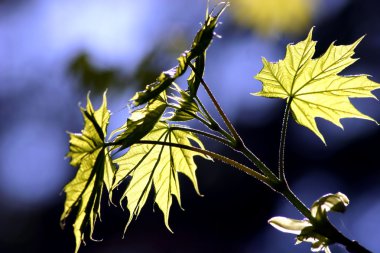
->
(310, 192), (349, 221)
(111, 94), (167, 150)
(254, 28), (380, 143)
(187, 53), (205, 97)
(61, 93), (114, 253)
(166, 83), (200, 122)
(112, 122), (210, 232)
(269, 192), (350, 253)
(268, 216), (312, 234)
(131, 3), (228, 106)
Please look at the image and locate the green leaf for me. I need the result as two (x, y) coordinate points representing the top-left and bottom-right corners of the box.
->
(166, 83), (200, 122)
(61, 93), (114, 253)
(111, 94), (167, 150)
(254, 28), (380, 143)
(187, 53), (205, 97)
(112, 122), (210, 233)
(131, 3), (228, 106)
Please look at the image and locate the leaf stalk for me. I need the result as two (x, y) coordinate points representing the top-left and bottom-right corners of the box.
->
(279, 98), (292, 182)
(189, 62), (243, 147)
(135, 139), (272, 186)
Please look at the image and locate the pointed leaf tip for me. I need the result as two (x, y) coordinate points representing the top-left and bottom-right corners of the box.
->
(62, 93), (114, 253)
(254, 28), (380, 143)
(112, 122), (209, 236)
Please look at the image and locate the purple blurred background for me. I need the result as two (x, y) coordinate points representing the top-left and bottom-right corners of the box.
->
(1, 0), (380, 252)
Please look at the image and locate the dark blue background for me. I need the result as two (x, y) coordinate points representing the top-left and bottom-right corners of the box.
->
(1, 0), (379, 252)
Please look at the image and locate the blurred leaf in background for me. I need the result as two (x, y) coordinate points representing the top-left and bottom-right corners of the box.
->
(230, 0), (320, 36)
(68, 53), (120, 93)
(67, 36), (188, 95)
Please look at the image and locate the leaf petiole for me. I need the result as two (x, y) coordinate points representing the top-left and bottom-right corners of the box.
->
(168, 126), (232, 147)
(135, 139), (272, 187)
(189, 62), (278, 182)
(194, 95), (235, 143)
(279, 97), (292, 183)
(189, 62), (243, 147)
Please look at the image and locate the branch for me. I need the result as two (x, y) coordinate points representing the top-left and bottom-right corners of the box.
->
(168, 126), (232, 147)
(194, 95), (235, 142)
(135, 139), (272, 187)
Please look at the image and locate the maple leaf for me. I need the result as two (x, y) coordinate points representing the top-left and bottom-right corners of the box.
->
(111, 94), (167, 150)
(165, 83), (200, 122)
(131, 2), (227, 106)
(254, 28), (380, 143)
(61, 93), (114, 253)
(112, 122), (210, 232)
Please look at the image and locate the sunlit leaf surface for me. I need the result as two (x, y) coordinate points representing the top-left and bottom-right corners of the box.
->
(111, 94), (167, 150)
(166, 83), (200, 122)
(112, 122), (210, 232)
(254, 28), (380, 143)
(131, 3), (227, 106)
(61, 93), (113, 253)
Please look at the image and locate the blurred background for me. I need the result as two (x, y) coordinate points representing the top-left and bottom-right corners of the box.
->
(1, 0), (380, 252)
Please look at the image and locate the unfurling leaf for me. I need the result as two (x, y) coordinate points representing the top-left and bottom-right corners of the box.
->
(296, 226), (331, 253)
(131, 2), (228, 106)
(254, 28), (380, 143)
(112, 122), (210, 233)
(269, 192), (350, 253)
(61, 93), (114, 253)
(188, 53), (205, 97)
(111, 94), (167, 150)
(268, 216), (312, 234)
(166, 83), (200, 122)
(311, 192), (349, 221)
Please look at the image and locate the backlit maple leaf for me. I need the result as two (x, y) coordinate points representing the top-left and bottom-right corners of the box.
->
(254, 28), (380, 143)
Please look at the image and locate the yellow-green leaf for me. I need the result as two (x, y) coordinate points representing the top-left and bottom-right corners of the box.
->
(111, 94), (167, 150)
(187, 52), (205, 97)
(254, 28), (380, 143)
(61, 93), (114, 253)
(166, 83), (200, 122)
(112, 122), (210, 232)
(131, 3), (227, 106)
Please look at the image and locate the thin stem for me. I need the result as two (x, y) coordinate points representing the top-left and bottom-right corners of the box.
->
(320, 222), (372, 253)
(195, 95), (236, 142)
(189, 61), (278, 182)
(169, 126), (232, 147)
(281, 185), (313, 221)
(135, 139), (272, 186)
(238, 144), (279, 183)
(189, 62), (243, 146)
(279, 98), (292, 182)
(106, 134), (372, 252)
(194, 96), (213, 121)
